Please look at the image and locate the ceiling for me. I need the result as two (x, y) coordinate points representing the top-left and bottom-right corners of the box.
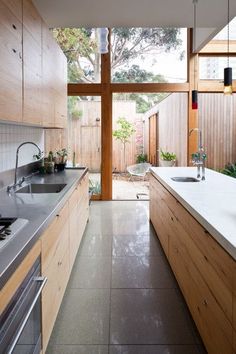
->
(33, 0), (236, 51)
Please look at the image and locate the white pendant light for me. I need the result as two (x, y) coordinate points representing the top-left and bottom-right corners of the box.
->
(98, 28), (109, 54)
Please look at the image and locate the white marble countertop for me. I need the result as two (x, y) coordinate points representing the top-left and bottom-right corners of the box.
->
(150, 167), (236, 260)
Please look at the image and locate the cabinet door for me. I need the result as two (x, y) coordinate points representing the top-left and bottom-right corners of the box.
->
(69, 174), (89, 270)
(2, 0), (22, 21)
(41, 202), (69, 351)
(169, 230), (233, 354)
(0, 1), (22, 122)
(23, 28), (42, 125)
(149, 174), (169, 255)
(42, 21), (55, 127)
(22, 0), (42, 125)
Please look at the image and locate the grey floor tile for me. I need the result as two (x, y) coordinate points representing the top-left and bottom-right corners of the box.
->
(50, 289), (110, 345)
(88, 201), (150, 236)
(69, 256), (112, 289)
(79, 234), (112, 256)
(109, 345), (206, 354)
(110, 289), (196, 345)
(112, 233), (164, 257)
(46, 345), (109, 354)
(112, 256), (177, 289)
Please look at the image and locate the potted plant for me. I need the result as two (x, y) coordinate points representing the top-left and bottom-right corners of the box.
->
(55, 148), (68, 171)
(159, 149), (176, 167)
(44, 151), (55, 174)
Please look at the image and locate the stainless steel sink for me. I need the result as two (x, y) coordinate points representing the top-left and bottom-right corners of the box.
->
(16, 183), (67, 194)
(171, 177), (200, 182)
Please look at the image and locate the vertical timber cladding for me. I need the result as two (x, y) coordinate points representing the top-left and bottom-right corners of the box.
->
(68, 29), (191, 200)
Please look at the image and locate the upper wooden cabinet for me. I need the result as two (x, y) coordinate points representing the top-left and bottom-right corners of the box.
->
(42, 21), (67, 128)
(2, 0), (22, 21)
(0, 0), (22, 122)
(0, 0), (67, 127)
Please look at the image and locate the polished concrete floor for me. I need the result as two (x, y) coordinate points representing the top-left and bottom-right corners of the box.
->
(47, 201), (206, 354)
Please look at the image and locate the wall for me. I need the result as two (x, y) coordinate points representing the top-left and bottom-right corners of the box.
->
(198, 93), (236, 170)
(144, 93), (188, 166)
(0, 123), (44, 173)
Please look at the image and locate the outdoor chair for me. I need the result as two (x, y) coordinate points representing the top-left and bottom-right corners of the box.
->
(127, 162), (151, 181)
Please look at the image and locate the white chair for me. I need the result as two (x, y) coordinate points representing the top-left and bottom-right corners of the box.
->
(127, 162), (151, 181)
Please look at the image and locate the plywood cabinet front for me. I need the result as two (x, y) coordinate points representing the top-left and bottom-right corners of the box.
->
(69, 173), (89, 270)
(0, 0), (67, 127)
(41, 172), (89, 353)
(22, 27), (42, 125)
(41, 201), (70, 351)
(150, 173), (235, 354)
(0, 0), (22, 122)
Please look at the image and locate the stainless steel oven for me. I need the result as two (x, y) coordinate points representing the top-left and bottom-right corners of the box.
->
(0, 257), (47, 354)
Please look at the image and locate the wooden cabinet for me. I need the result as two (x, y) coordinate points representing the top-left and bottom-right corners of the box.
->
(0, 240), (41, 315)
(41, 172), (89, 352)
(69, 173), (89, 270)
(42, 21), (67, 128)
(0, 0), (22, 122)
(41, 201), (70, 351)
(22, 25), (42, 125)
(0, 0), (67, 127)
(150, 173), (234, 354)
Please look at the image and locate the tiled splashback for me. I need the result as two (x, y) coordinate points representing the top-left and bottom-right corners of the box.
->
(0, 123), (44, 173)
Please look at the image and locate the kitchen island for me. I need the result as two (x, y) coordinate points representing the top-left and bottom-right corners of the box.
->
(150, 167), (236, 354)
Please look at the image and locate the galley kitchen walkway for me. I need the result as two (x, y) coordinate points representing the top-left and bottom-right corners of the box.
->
(47, 201), (206, 354)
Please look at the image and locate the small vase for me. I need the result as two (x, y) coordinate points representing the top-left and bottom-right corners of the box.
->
(159, 160), (176, 167)
(45, 161), (55, 174)
(55, 163), (66, 171)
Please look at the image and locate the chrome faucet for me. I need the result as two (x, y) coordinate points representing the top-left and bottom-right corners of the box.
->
(7, 142), (42, 192)
(189, 128), (206, 180)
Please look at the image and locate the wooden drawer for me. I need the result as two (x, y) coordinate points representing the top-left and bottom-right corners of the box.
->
(169, 232), (233, 354)
(41, 202), (69, 273)
(0, 240), (41, 315)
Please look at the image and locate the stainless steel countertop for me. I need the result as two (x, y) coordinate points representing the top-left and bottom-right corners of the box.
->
(0, 167), (88, 289)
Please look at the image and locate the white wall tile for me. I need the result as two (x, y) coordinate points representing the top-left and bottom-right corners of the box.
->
(0, 123), (44, 172)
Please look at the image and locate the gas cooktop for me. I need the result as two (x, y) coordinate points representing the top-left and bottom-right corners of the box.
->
(0, 217), (28, 250)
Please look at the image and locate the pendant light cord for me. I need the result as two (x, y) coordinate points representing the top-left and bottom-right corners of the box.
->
(227, 0), (230, 67)
(193, 0), (198, 89)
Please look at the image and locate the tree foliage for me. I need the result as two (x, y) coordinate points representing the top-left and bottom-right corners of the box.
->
(113, 117), (136, 169)
(53, 27), (183, 83)
(113, 117), (136, 145)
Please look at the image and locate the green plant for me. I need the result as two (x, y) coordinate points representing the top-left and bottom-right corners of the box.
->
(160, 149), (176, 161)
(56, 148), (68, 164)
(72, 109), (83, 120)
(47, 151), (54, 162)
(220, 163), (236, 178)
(89, 179), (101, 194)
(113, 117), (136, 170)
(136, 153), (148, 163)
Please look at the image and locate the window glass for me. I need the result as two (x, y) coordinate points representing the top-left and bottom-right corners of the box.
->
(53, 28), (101, 83)
(111, 28), (187, 83)
(199, 56), (236, 79)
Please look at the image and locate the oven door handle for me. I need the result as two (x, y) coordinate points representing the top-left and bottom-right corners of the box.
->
(8, 276), (47, 354)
